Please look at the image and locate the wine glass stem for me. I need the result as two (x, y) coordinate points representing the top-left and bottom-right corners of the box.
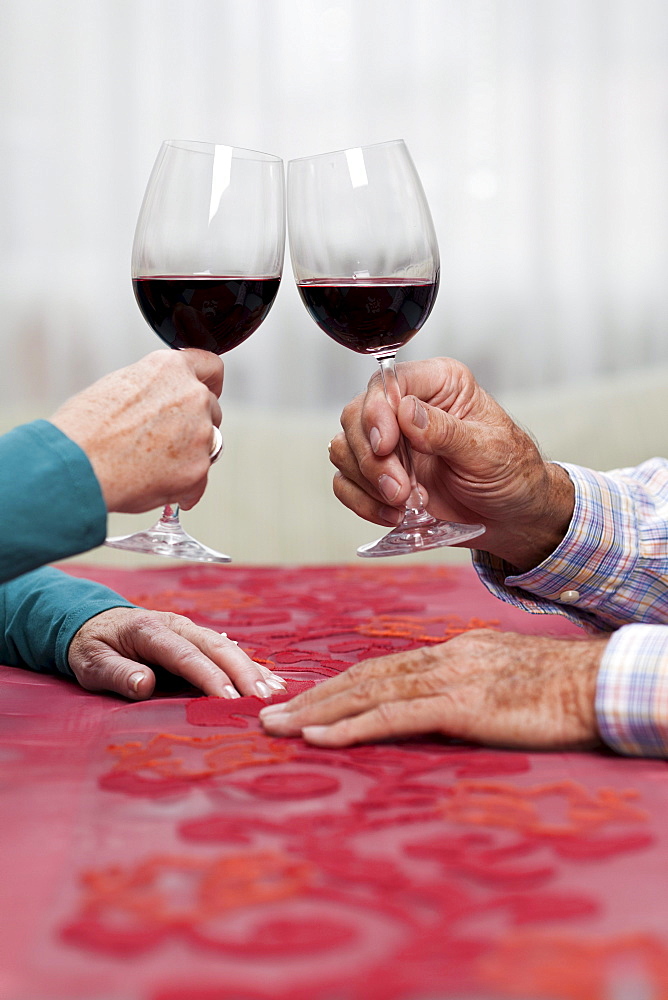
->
(160, 503), (180, 526)
(377, 355), (426, 519)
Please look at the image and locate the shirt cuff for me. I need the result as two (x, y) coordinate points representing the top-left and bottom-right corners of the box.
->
(55, 598), (137, 677)
(596, 624), (668, 757)
(472, 462), (640, 632)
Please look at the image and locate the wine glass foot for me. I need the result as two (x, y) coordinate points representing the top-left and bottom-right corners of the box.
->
(105, 520), (232, 564)
(357, 513), (485, 558)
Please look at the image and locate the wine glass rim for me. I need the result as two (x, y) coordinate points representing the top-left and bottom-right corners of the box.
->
(162, 139), (283, 163)
(288, 138), (408, 165)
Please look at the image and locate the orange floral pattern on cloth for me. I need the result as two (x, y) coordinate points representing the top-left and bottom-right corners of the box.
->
(442, 777), (649, 836)
(357, 613), (499, 643)
(13, 562), (665, 1000)
(61, 851), (319, 955)
(120, 586), (262, 617)
(100, 731), (296, 796)
(479, 930), (668, 1000)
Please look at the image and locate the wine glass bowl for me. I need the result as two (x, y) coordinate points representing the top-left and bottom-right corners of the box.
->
(296, 277), (439, 357)
(106, 140), (285, 562)
(287, 140), (484, 557)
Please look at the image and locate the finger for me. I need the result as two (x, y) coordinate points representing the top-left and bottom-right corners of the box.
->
(340, 387), (405, 484)
(396, 394), (477, 463)
(106, 613), (258, 698)
(175, 476), (208, 511)
(72, 649), (157, 701)
(331, 422), (411, 508)
(181, 348), (225, 397)
(329, 433), (399, 504)
(332, 471), (403, 527)
(259, 646), (445, 730)
(356, 358), (472, 458)
(296, 646), (447, 704)
(260, 657), (448, 737)
(301, 696), (459, 747)
(301, 686), (599, 751)
(210, 395), (222, 428)
(265, 654), (405, 714)
(353, 375), (402, 458)
(328, 431), (367, 483)
(394, 358), (476, 412)
(168, 617), (286, 699)
(257, 663), (288, 690)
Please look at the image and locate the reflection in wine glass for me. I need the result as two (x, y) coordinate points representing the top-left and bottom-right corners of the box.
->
(287, 140), (484, 557)
(106, 140), (285, 562)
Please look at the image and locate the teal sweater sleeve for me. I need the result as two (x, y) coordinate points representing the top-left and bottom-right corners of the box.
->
(1, 566), (135, 677)
(0, 420), (136, 676)
(0, 419), (108, 580)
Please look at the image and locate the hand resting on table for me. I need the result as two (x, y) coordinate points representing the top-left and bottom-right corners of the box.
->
(68, 607), (286, 701)
(260, 630), (609, 750)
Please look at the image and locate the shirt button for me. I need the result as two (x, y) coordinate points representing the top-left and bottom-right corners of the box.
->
(559, 590), (580, 603)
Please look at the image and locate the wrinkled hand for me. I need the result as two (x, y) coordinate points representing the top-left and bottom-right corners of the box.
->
(330, 358), (575, 572)
(50, 349), (223, 513)
(68, 607), (286, 701)
(260, 630), (609, 750)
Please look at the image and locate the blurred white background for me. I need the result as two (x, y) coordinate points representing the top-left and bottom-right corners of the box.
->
(2, 0), (668, 415)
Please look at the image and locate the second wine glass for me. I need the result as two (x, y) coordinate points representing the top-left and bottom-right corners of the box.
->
(106, 140), (285, 562)
(287, 139), (485, 557)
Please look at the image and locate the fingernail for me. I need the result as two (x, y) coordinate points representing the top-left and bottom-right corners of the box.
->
(259, 703), (288, 717)
(379, 505), (403, 526)
(223, 685), (241, 699)
(129, 671), (145, 693)
(263, 675), (287, 691)
(302, 725), (330, 740)
(259, 709), (291, 728)
(379, 474), (401, 503)
(412, 397), (428, 429)
(369, 426), (382, 454)
(255, 680), (273, 700)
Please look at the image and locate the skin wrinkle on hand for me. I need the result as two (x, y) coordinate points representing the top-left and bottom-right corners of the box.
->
(330, 357), (577, 573)
(50, 349), (223, 513)
(67, 606), (274, 701)
(260, 631), (608, 751)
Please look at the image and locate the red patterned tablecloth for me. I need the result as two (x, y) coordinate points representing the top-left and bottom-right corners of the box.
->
(1, 562), (667, 1000)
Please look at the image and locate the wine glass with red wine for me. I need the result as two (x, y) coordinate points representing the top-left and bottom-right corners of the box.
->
(106, 140), (285, 562)
(287, 139), (484, 557)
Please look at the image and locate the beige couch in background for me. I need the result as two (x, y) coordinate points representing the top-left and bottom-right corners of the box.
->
(6, 363), (667, 569)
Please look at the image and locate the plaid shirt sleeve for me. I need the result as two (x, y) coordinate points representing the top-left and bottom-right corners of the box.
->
(472, 458), (668, 756)
(473, 458), (668, 632)
(595, 624), (668, 756)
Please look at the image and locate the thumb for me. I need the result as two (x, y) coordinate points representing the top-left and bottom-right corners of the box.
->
(72, 649), (156, 700)
(397, 395), (477, 462)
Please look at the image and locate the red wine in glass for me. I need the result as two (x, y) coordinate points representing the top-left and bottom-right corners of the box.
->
(296, 277), (438, 355)
(133, 276), (281, 354)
